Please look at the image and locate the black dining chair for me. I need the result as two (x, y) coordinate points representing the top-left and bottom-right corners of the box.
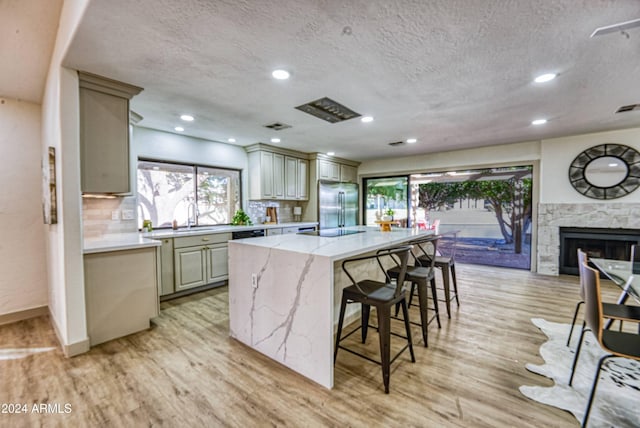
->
(334, 245), (414, 393)
(567, 249), (640, 348)
(387, 234), (441, 347)
(568, 261), (640, 427)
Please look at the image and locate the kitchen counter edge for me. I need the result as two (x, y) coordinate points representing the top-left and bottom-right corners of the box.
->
(83, 222), (318, 254)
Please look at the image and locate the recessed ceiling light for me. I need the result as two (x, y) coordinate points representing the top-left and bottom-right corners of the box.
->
(361, 116), (374, 123)
(270, 138), (281, 143)
(534, 73), (556, 83)
(531, 119), (547, 125)
(174, 126), (184, 132)
(180, 114), (194, 121)
(406, 138), (417, 144)
(228, 138), (236, 143)
(327, 151), (335, 156)
(272, 69), (290, 80)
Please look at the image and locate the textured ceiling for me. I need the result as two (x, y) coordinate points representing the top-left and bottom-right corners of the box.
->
(0, 0), (62, 103)
(63, 0), (640, 161)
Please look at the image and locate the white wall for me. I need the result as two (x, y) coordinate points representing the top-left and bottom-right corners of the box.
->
(133, 126), (249, 206)
(42, 0), (90, 355)
(359, 128), (640, 203)
(358, 140), (542, 176)
(540, 127), (640, 203)
(0, 99), (48, 315)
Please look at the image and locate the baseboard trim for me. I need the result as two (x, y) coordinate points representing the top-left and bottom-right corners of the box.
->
(0, 305), (49, 326)
(48, 307), (90, 357)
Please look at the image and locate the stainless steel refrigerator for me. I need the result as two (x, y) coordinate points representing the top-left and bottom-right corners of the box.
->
(318, 180), (359, 229)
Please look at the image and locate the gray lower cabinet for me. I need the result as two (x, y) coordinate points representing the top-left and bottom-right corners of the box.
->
(204, 243), (229, 284)
(174, 246), (208, 291)
(173, 233), (231, 292)
(158, 238), (175, 296)
(84, 247), (158, 346)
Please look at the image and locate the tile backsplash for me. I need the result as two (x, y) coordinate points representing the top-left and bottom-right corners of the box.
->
(82, 196), (138, 237)
(246, 200), (307, 224)
(83, 197), (309, 238)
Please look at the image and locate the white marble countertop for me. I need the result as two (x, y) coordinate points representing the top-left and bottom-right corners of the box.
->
(83, 222), (318, 254)
(229, 226), (434, 261)
(83, 233), (162, 254)
(144, 222), (317, 239)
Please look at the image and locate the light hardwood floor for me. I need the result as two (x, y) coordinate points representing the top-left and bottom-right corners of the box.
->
(0, 264), (629, 427)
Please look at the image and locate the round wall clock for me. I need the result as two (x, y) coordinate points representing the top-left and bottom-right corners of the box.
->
(568, 144), (640, 199)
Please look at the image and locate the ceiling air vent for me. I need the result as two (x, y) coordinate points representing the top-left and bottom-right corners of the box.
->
(590, 18), (640, 37)
(295, 97), (360, 123)
(263, 122), (291, 131)
(388, 141), (404, 147)
(615, 104), (640, 114)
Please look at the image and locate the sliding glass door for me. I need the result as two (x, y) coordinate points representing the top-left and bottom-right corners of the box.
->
(363, 176), (409, 227)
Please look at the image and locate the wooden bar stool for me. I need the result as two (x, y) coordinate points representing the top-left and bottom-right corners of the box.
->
(334, 245), (414, 393)
(387, 235), (441, 346)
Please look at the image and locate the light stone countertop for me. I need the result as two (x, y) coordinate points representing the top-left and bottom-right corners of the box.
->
(229, 225), (435, 261)
(83, 233), (162, 254)
(83, 222), (318, 254)
(144, 222), (317, 239)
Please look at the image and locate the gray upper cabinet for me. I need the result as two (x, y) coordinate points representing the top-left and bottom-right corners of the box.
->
(318, 158), (358, 183)
(285, 156), (308, 200)
(246, 144), (308, 200)
(318, 160), (341, 181)
(79, 72), (142, 194)
(340, 164), (358, 183)
(248, 150), (285, 200)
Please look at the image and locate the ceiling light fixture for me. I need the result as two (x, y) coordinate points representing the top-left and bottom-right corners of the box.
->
(272, 69), (290, 80)
(361, 116), (374, 123)
(406, 138), (417, 144)
(180, 114), (194, 121)
(534, 73), (556, 83)
(174, 126), (184, 132)
(270, 138), (281, 143)
(531, 119), (547, 125)
(228, 138), (236, 143)
(327, 151), (335, 156)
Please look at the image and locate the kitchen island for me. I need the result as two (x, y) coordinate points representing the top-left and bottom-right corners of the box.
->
(228, 226), (433, 389)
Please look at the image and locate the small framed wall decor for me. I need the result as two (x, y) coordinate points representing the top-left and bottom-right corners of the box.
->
(42, 146), (58, 224)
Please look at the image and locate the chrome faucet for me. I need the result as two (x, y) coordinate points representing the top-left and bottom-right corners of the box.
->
(187, 202), (198, 229)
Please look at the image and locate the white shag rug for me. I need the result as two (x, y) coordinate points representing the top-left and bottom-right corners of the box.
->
(519, 318), (640, 428)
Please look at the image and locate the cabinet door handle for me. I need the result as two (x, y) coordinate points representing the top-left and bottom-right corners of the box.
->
(164, 239), (169, 243)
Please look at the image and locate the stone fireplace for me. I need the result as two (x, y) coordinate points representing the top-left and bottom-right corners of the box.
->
(537, 203), (640, 275)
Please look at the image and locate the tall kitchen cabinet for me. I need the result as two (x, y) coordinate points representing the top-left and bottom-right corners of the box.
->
(78, 72), (143, 194)
(304, 153), (361, 223)
(246, 144), (309, 201)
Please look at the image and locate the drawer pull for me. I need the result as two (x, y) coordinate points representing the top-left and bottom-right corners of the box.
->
(202, 237), (210, 241)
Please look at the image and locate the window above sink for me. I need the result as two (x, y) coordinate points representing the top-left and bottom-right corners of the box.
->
(137, 159), (241, 230)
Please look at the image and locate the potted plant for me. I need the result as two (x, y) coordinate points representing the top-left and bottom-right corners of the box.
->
(231, 209), (253, 226)
(382, 208), (394, 221)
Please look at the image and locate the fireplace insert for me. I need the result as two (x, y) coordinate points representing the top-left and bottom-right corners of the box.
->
(559, 227), (640, 275)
